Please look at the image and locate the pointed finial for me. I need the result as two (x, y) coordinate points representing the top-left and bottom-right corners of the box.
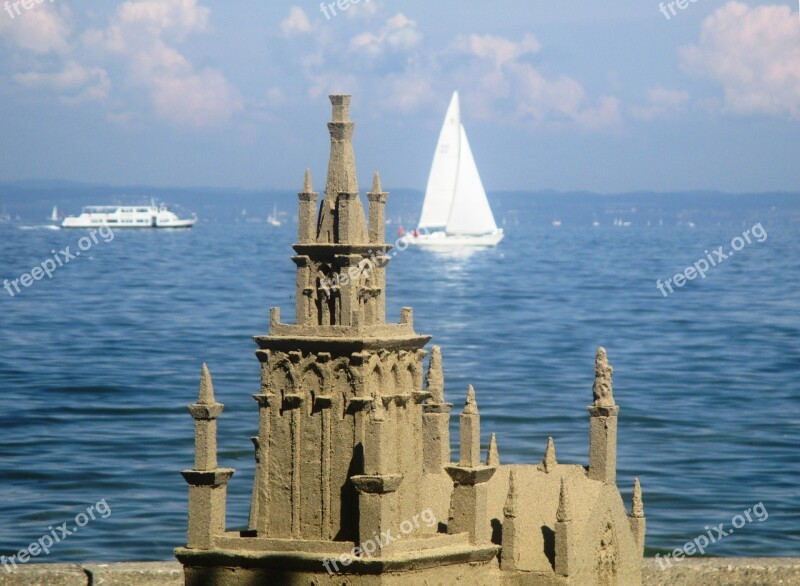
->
(463, 384), (478, 415)
(592, 346), (615, 407)
(371, 171), (382, 194)
(198, 363), (215, 405)
(303, 168), (313, 193)
(503, 469), (517, 518)
(486, 433), (499, 466)
(631, 478), (644, 518)
(425, 346), (444, 402)
(557, 477), (571, 522)
(543, 436), (557, 473)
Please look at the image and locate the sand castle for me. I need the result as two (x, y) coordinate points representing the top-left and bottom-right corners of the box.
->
(175, 95), (646, 585)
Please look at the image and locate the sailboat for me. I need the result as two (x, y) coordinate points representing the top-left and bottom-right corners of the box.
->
(267, 204), (282, 227)
(50, 205), (61, 223)
(406, 91), (503, 247)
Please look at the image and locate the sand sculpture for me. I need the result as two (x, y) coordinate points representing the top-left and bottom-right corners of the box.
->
(175, 95), (645, 585)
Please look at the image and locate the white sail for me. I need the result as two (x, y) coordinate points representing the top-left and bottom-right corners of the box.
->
(418, 92), (461, 231)
(444, 125), (498, 235)
(50, 206), (59, 222)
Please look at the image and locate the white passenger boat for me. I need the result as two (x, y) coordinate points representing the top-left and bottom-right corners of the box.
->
(62, 201), (196, 229)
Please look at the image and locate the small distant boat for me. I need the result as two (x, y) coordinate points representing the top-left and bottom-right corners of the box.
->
(50, 205), (61, 222)
(0, 207), (10, 223)
(406, 91), (503, 248)
(552, 220), (562, 227)
(592, 220), (600, 227)
(267, 204), (283, 227)
(62, 200), (196, 229)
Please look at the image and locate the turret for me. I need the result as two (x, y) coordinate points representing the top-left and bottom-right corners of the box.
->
(542, 436), (557, 473)
(588, 347), (619, 483)
(460, 385), (480, 467)
(486, 433), (499, 467)
(297, 169), (319, 244)
(445, 386), (496, 544)
(629, 478), (646, 556)
(500, 469), (521, 570)
(554, 477), (575, 577)
(181, 364), (234, 549)
(351, 397), (403, 556)
(367, 172), (388, 244)
(316, 95), (367, 244)
(422, 346), (451, 473)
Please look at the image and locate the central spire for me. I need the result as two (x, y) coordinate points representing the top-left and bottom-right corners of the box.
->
(317, 94), (367, 243)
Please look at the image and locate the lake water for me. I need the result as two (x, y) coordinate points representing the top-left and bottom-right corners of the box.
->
(0, 192), (798, 562)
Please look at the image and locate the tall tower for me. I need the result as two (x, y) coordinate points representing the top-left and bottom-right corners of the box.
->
(249, 95), (433, 543)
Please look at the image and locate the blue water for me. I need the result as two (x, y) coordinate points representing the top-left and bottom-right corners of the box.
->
(0, 196), (798, 563)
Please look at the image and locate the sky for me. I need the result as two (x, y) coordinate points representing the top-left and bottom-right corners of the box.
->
(0, 0), (798, 193)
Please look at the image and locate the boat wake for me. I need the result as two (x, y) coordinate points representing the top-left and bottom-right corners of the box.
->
(18, 225), (61, 231)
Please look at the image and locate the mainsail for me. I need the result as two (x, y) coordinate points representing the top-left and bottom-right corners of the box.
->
(418, 92), (461, 231)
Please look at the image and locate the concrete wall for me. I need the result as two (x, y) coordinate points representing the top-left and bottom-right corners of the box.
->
(0, 559), (798, 585)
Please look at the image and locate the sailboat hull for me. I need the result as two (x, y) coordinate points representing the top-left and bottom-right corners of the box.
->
(406, 229), (504, 248)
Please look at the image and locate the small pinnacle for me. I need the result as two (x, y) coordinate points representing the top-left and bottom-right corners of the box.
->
(631, 478), (644, 518)
(543, 436), (557, 473)
(486, 433), (499, 466)
(303, 168), (313, 193)
(371, 171), (382, 193)
(425, 346), (444, 402)
(197, 363), (215, 405)
(463, 384), (478, 415)
(557, 477), (571, 522)
(592, 346), (615, 407)
(503, 469), (517, 518)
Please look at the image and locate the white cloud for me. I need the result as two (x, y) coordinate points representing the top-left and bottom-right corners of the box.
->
(457, 34), (621, 130)
(2, 0), (237, 127)
(680, 1), (800, 119)
(458, 34), (540, 69)
(0, 3), (71, 54)
(116, 0), (209, 39)
(629, 87), (690, 121)
(350, 12), (421, 56)
(82, 0), (241, 127)
(345, 0), (378, 20)
(289, 9), (618, 130)
(149, 67), (240, 126)
(15, 61), (110, 103)
(281, 6), (312, 37)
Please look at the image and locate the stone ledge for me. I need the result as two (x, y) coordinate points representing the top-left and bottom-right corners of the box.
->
(1, 558), (799, 585)
(642, 557), (800, 585)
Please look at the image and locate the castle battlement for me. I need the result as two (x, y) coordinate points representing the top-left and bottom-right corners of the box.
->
(175, 95), (645, 585)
